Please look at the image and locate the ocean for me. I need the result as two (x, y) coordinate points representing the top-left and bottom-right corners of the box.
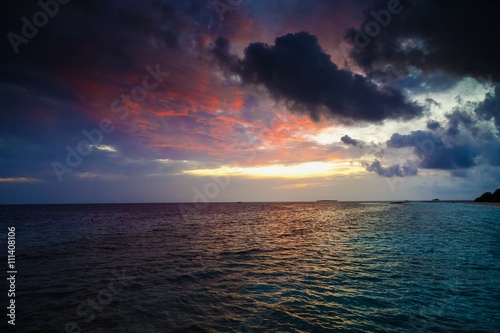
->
(1, 202), (500, 332)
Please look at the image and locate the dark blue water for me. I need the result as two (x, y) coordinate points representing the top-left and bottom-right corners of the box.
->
(1, 202), (500, 332)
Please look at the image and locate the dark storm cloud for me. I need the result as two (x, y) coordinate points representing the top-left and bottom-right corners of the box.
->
(212, 37), (238, 69)
(381, 104), (500, 176)
(443, 105), (497, 142)
(421, 145), (478, 170)
(483, 141), (500, 167)
(1, 0), (193, 99)
(427, 120), (441, 131)
(400, 123), (500, 178)
(346, 0), (500, 81)
(424, 98), (441, 109)
(387, 130), (480, 170)
(1, 0), (238, 111)
(475, 86), (500, 129)
(2, 0), (198, 78)
(387, 130), (442, 149)
(212, 32), (423, 123)
(362, 160), (417, 177)
(341, 135), (361, 147)
(444, 109), (474, 138)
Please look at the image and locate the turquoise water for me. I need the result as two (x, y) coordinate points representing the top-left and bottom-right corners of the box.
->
(1, 202), (500, 332)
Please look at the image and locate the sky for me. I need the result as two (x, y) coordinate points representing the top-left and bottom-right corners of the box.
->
(1, 0), (499, 204)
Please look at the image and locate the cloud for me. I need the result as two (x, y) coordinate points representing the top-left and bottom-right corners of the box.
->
(381, 98), (500, 176)
(362, 160), (418, 177)
(427, 120), (441, 131)
(212, 32), (423, 123)
(387, 130), (442, 149)
(387, 130), (480, 170)
(340, 135), (361, 147)
(444, 109), (475, 138)
(0, 0), (255, 184)
(450, 170), (468, 178)
(475, 86), (500, 129)
(346, 0), (500, 81)
(0, 177), (39, 183)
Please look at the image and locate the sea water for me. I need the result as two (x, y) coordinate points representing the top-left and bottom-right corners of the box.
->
(1, 202), (499, 332)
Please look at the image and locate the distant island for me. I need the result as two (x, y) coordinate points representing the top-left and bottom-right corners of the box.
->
(317, 200), (338, 202)
(474, 188), (500, 202)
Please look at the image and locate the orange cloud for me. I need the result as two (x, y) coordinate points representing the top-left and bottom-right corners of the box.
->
(57, 46), (352, 170)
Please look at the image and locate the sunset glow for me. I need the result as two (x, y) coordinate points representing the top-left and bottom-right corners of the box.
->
(185, 161), (366, 178)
